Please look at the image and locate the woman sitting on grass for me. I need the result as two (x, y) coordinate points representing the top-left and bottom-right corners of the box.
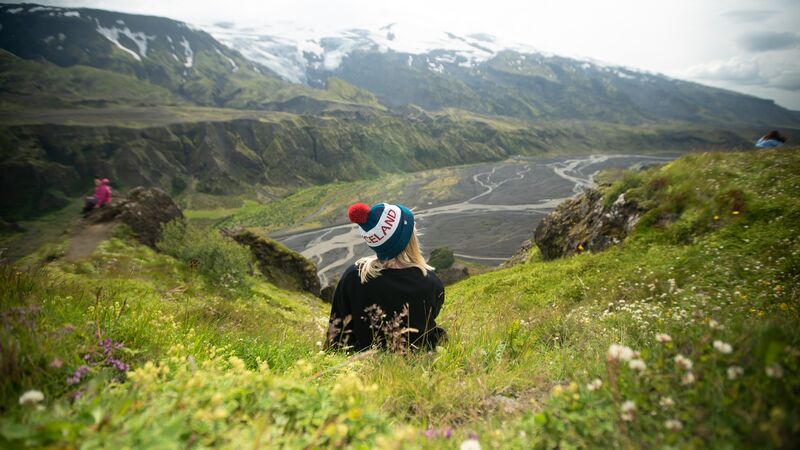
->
(326, 202), (446, 352)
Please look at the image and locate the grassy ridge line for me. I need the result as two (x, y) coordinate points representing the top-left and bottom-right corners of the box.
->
(1, 149), (799, 448)
(187, 167), (465, 233)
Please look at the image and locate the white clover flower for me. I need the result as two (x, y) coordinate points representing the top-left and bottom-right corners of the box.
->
(620, 400), (636, 421)
(664, 419), (683, 432)
(674, 354), (693, 370)
(629, 359), (647, 373)
(681, 371), (696, 385)
(659, 396), (675, 408)
(607, 344), (635, 362)
(655, 333), (672, 343)
(586, 378), (603, 391)
(19, 390), (44, 406)
(727, 366), (744, 380)
(459, 439), (482, 450)
(713, 340), (733, 354)
(766, 363), (784, 379)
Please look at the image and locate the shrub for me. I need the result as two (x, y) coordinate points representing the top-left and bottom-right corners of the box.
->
(428, 247), (455, 270)
(157, 220), (251, 288)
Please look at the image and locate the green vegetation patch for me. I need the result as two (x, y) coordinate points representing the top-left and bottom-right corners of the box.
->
(1, 148), (799, 448)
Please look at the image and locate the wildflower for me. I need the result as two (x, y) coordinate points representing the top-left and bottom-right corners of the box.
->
(607, 344), (635, 362)
(708, 319), (723, 329)
(67, 365), (90, 385)
(49, 358), (63, 369)
(19, 390), (45, 406)
(713, 340), (733, 354)
(765, 363), (784, 379)
(681, 372), (695, 385)
(727, 366), (744, 380)
(674, 354), (693, 370)
(655, 333), (672, 343)
(659, 396), (675, 408)
(664, 419), (683, 432)
(713, 215), (720, 220)
(620, 400), (636, 421)
(732, 210), (740, 215)
(586, 378), (603, 391)
(460, 438), (481, 450)
(629, 359), (647, 373)
(578, 244), (584, 251)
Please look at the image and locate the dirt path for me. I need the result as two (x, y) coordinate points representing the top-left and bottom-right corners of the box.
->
(65, 222), (116, 262)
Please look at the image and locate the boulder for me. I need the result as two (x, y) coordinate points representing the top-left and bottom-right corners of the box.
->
(320, 283), (337, 303)
(436, 265), (469, 286)
(533, 188), (640, 260)
(87, 187), (183, 248)
(222, 228), (321, 296)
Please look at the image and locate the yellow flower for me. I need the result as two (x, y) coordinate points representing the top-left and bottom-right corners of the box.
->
(732, 210), (740, 215)
(578, 244), (584, 251)
(713, 215), (720, 220)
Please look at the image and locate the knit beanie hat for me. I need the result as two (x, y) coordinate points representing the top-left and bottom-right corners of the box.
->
(348, 202), (415, 261)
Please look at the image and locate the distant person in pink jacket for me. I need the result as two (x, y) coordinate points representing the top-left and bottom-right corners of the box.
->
(82, 177), (112, 217)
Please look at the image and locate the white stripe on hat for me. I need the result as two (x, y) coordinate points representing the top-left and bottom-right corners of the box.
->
(359, 203), (402, 247)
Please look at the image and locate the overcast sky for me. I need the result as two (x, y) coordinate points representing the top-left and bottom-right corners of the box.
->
(30, 0), (800, 109)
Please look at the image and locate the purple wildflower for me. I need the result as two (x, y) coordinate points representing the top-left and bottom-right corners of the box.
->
(107, 356), (129, 373)
(67, 365), (90, 385)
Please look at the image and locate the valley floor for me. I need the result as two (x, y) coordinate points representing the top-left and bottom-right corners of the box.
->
(1, 148), (799, 449)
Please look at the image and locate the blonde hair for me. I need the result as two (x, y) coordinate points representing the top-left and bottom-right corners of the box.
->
(355, 228), (433, 283)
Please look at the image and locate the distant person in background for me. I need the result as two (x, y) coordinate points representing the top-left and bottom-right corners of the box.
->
(755, 130), (787, 149)
(82, 177), (112, 217)
(326, 202), (445, 352)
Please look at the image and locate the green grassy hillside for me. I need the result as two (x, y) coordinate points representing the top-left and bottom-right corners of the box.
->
(1, 107), (756, 220)
(1, 148), (798, 448)
(0, 50), (187, 109)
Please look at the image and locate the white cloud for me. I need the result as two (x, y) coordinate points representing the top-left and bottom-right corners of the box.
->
(684, 56), (764, 84)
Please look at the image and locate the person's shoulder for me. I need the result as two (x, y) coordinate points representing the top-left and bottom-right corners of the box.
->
(425, 269), (444, 290)
(340, 264), (360, 282)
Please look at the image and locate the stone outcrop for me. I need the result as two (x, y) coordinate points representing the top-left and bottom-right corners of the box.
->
(534, 188), (641, 260)
(87, 187), (183, 248)
(222, 228), (320, 297)
(436, 265), (470, 286)
(320, 283), (337, 303)
(502, 239), (532, 268)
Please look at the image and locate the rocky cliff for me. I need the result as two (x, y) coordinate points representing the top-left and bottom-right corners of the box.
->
(87, 186), (183, 247)
(533, 188), (642, 260)
(222, 228), (320, 296)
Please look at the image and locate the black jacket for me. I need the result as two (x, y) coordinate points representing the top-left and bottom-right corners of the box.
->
(326, 264), (445, 352)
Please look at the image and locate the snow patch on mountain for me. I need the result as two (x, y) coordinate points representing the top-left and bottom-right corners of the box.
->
(94, 21), (155, 62)
(204, 21), (543, 84)
(180, 37), (194, 68)
(215, 47), (238, 72)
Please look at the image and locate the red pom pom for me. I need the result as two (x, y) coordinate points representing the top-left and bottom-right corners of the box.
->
(348, 203), (371, 224)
